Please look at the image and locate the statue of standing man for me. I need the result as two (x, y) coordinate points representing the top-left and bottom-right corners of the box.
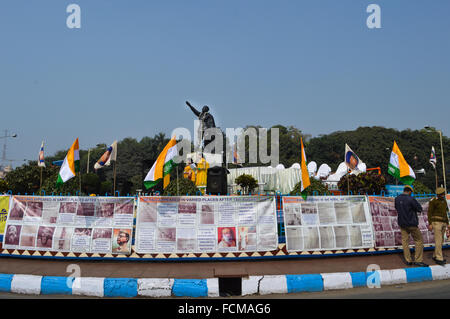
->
(186, 101), (216, 151)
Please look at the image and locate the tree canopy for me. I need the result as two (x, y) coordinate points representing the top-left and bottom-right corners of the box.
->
(2, 126), (448, 195)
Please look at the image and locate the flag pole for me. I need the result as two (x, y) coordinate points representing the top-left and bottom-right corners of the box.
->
(176, 166), (179, 196)
(39, 166), (43, 192)
(435, 166), (438, 190)
(113, 161), (117, 195)
(87, 148), (90, 174)
(347, 169), (350, 195)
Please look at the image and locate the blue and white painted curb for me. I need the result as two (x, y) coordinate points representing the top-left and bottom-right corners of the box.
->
(0, 264), (449, 297)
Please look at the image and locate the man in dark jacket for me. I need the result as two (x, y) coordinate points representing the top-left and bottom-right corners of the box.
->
(394, 185), (428, 267)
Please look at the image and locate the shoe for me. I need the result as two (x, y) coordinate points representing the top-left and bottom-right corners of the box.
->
(432, 257), (447, 264)
(434, 259), (446, 266)
(414, 262), (429, 267)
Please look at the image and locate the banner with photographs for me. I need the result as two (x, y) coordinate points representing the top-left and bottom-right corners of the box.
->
(2, 196), (135, 255)
(135, 196), (278, 253)
(0, 196), (10, 235)
(283, 196), (374, 252)
(368, 196), (450, 248)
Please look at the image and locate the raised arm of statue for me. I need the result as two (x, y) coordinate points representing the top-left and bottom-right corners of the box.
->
(186, 101), (200, 117)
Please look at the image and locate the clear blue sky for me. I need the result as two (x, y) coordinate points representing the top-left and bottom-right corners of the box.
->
(1, 1), (449, 167)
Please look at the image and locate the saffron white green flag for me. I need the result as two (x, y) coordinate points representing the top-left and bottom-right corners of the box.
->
(300, 137), (311, 199)
(144, 137), (178, 189)
(56, 138), (80, 187)
(388, 141), (415, 185)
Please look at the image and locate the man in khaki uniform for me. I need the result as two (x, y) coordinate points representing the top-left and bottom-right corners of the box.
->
(427, 187), (449, 266)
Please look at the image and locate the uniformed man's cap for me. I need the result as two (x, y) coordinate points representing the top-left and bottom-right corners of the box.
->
(436, 187), (445, 195)
(403, 185), (414, 192)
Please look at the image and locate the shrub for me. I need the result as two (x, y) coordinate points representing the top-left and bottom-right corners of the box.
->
(338, 171), (386, 195)
(412, 180), (432, 194)
(163, 177), (199, 196)
(290, 178), (331, 196)
(235, 174), (258, 193)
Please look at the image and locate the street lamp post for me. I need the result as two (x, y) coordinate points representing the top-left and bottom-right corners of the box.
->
(0, 130), (18, 170)
(424, 126), (446, 194)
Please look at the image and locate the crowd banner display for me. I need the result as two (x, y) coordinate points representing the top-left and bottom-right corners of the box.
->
(2, 196), (135, 255)
(368, 196), (450, 248)
(135, 196), (278, 254)
(283, 196), (374, 252)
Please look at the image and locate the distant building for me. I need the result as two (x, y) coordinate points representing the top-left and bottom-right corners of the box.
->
(0, 165), (12, 179)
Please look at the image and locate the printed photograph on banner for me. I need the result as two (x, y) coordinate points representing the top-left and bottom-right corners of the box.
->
(178, 201), (197, 226)
(115, 201), (134, 215)
(19, 225), (38, 248)
(92, 228), (113, 253)
(157, 203), (178, 228)
(319, 226), (336, 249)
(76, 202), (96, 217)
(4, 224), (21, 246)
(350, 202), (366, 223)
(238, 226), (256, 251)
(157, 227), (176, 242)
(97, 203), (114, 218)
(58, 201), (77, 224)
(71, 227), (92, 252)
(9, 199), (25, 221)
(286, 227), (303, 251)
(303, 226), (320, 250)
(334, 202), (352, 224)
(178, 202), (197, 214)
(368, 196), (442, 248)
(157, 227), (176, 252)
(36, 226), (55, 249)
(300, 203), (319, 225)
(348, 225), (362, 247)
(42, 203), (58, 224)
(333, 226), (350, 248)
(53, 227), (73, 251)
(176, 227), (196, 251)
(24, 201), (43, 220)
(257, 224), (278, 250)
(200, 204), (215, 225)
(139, 202), (157, 224)
(317, 202), (336, 225)
(284, 205), (302, 226)
(217, 226), (237, 250)
(59, 201), (77, 214)
(112, 229), (132, 254)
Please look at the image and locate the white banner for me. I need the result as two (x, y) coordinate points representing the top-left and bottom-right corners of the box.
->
(135, 196), (278, 253)
(283, 196), (374, 252)
(369, 196), (450, 248)
(2, 196), (135, 255)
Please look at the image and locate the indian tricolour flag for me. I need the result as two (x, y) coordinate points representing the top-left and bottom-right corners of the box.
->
(56, 138), (80, 187)
(300, 137), (311, 199)
(144, 137), (178, 189)
(388, 141), (415, 185)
